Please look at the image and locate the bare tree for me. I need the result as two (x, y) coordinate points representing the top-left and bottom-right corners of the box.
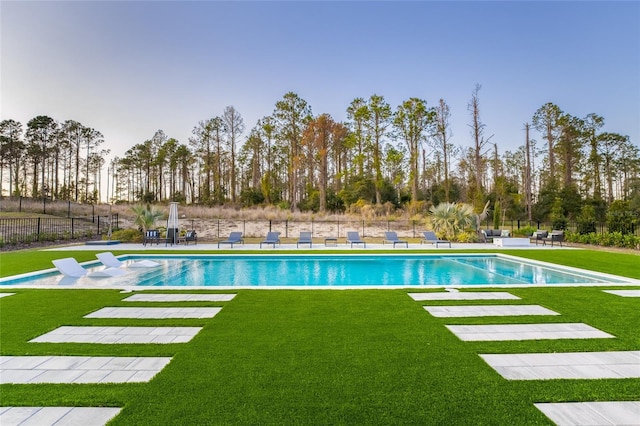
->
(467, 84), (493, 203)
(432, 99), (454, 202)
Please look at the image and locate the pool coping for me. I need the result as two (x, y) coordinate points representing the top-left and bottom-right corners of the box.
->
(1, 252), (639, 290)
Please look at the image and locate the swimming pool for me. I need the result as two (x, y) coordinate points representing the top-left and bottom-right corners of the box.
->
(0, 254), (633, 288)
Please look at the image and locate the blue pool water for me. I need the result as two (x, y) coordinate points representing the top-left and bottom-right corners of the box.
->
(1, 255), (627, 287)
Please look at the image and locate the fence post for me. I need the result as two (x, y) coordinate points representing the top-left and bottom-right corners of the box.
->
(37, 217), (41, 239)
(19, 196), (22, 212)
(285, 220), (288, 238)
(72, 218), (75, 237)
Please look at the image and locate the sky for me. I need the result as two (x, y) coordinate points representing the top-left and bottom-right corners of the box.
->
(2, 1), (639, 183)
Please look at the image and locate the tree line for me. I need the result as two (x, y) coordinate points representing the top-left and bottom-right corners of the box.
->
(2, 88), (639, 226)
(0, 117), (108, 203)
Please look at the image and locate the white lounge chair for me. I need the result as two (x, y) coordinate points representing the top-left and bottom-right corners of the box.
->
(96, 252), (160, 268)
(52, 258), (128, 278)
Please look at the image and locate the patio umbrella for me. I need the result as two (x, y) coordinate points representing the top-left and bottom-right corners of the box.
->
(167, 202), (179, 245)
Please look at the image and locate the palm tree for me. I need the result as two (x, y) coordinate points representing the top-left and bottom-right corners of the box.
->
(131, 205), (164, 233)
(428, 202), (475, 240)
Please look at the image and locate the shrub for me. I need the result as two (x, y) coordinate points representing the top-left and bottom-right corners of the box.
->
(550, 197), (567, 230)
(512, 226), (537, 237)
(607, 200), (635, 234)
(577, 204), (597, 234)
(456, 231), (479, 243)
(110, 228), (143, 243)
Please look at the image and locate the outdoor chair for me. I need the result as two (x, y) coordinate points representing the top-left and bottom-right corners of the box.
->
(218, 231), (244, 248)
(297, 231), (313, 248)
(52, 257), (128, 278)
(260, 231), (281, 248)
(542, 230), (564, 247)
(383, 231), (408, 248)
(532, 230), (549, 245)
(96, 252), (160, 268)
(346, 231), (366, 248)
(143, 229), (161, 246)
(421, 231), (451, 248)
(179, 230), (198, 245)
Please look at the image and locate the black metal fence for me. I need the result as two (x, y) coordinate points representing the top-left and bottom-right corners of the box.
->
(0, 215), (119, 246)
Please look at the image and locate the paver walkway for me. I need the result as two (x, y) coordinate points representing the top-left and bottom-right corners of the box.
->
(603, 289), (640, 297)
(534, 401), (640, 426)
(30, 326), (203, 344)
(409, 292), (520, 301)
(0, 293), (15, 298)
(0, 356), (172, 384)
(445, 323), (614, 341)
(424, 305), (559, 318)
(85, 307), (221, 319)
(124, 293), (236, 302)
(0, 406), (122, 426)
(480, 350), (640, 380)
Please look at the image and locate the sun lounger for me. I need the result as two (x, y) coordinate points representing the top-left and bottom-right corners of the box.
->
(96, 252), (160, 268)
(421, 231), (451, 248)
(260, 231), (281, 248)
(346, 231), (366, 248)
(218, 232), (244, 248)
(383, 231), (408, 248)
(52, 258), (128, 278)
(297, 231), (313, 248)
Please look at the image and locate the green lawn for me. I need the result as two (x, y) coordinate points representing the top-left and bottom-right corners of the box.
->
(0, 248), (639, 425)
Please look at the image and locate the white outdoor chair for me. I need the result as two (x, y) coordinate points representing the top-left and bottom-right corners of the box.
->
(52, 258), (128, 278)
(96, 252), (160, 268)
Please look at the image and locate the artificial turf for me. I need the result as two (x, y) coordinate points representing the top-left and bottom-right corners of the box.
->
(0, 247), (639, 424)
(1, 287), (639, 425)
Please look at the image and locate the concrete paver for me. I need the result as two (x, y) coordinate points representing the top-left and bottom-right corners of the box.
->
(534, 401), (640, 426)
(0, 293), (15, 298)
(0, 356), (172, 384)
(409, 292), (520, 301)
(0, 407), (122, 426)
(424, 305), (559, 318)
(604, 289), (640, 297)
(446, 323), (615, 341)
(30, 326), (203, 344)
(480, 351), (640, 380)
(84, 307), (221, 319)
(123, 293), (236, 302)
